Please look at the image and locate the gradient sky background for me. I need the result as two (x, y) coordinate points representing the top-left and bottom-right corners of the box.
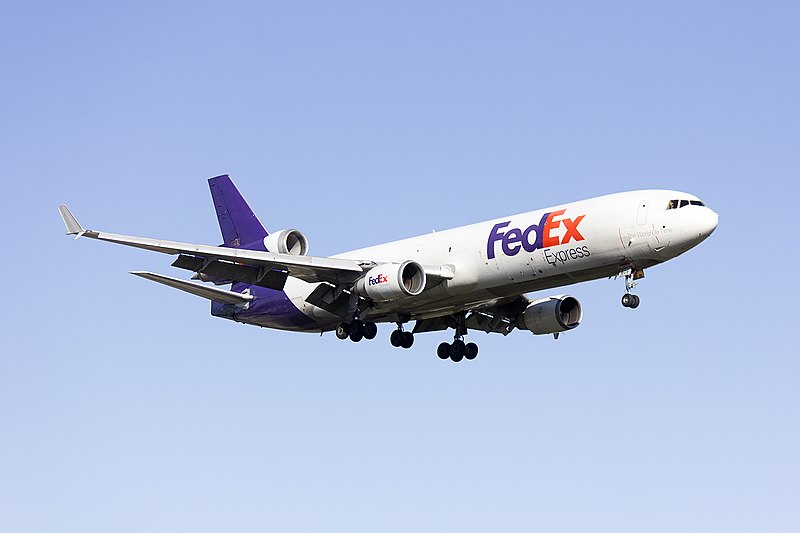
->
(1, 2), (798, 532)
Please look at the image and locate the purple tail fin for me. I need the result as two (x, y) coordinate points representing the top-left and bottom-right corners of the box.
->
(208, 175), (268, 249)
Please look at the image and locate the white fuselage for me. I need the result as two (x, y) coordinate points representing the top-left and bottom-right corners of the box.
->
(283, 189), (718, 329)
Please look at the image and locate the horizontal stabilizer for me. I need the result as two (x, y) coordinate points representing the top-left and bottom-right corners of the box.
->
(131, 271), (254, 304)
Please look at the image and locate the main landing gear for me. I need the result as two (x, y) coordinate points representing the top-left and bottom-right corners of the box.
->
(389, 323), (414, 349)
(436, 312), (478, 363)
(437, 337), (478, 363)
(336, 314), (481, 363)
(336, 319), (378, 343)
(620, 268), (643, 309)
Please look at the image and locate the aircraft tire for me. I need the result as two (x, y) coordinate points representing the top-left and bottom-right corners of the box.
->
(363, 322), (378, 340)
(336, 323), (350, 340)
(437, 342), (451, 359)
(621, 294), (632, 307)
(630, 295), (640, 309)
(390, 330), (403, 347)
(401, 331), (414, 349)
(464, 342), (478, 360)
(350, 320), (364, 336)
(451, 340), (465, 358)
(450, 348), (464, 363)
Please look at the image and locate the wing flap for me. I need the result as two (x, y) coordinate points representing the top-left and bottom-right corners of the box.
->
(171, 254), (289, 290)
(305, 282), (356, 317)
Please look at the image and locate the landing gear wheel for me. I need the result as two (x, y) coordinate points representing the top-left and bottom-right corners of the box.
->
(363, 322), (378, 340)
(335, 323), (350, 340)
(400, 331), (414, 349)
(622, 293), (641, 308)
(390, 330), (403, 347)
(451, 340), (465, 358)
(464, 342), (479, 360)
(437, 342), (451, 360)
(349, 320), (364, 342)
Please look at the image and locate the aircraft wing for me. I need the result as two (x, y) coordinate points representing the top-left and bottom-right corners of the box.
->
(58, 205), (455, 289)
(58, 205), (368, 286)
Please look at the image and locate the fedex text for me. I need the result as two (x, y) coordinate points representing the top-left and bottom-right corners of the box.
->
(487, 210), (586, 260)
(368, 274), (389, 286)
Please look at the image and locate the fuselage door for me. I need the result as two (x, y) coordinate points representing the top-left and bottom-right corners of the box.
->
(619, 199), (654, 261)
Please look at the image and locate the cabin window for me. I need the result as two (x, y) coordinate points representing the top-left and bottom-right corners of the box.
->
(679, 200), (689, 208)
(668, 200), (679, 210)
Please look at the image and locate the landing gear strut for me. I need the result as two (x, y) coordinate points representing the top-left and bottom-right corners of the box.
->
(620, 268), (643, 309)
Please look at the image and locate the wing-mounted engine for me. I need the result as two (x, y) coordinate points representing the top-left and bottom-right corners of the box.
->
(516, 295), (582, 335)
(263, 229), (309, 255)
(354, 261), (426, 301)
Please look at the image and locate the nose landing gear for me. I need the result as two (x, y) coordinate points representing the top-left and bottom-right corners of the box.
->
(619, 268), (643, 309)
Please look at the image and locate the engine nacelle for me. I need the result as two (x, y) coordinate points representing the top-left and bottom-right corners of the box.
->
(355, 261), (426, 301)
(263, 229), (309, 256)
(517, 295), (582, 335)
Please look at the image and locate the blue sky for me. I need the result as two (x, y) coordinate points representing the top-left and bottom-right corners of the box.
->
(1, 2), (798, 532)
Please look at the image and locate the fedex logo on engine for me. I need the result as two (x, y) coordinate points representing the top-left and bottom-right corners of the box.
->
(487, 210), (586, 260)
(369, 274), (389, 286)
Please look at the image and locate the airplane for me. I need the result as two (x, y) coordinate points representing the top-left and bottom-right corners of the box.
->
(58, 175), (718, 362)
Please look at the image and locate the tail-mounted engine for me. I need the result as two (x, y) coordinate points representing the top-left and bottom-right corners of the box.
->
(355, 261), (426, 301)
(516, 295), (582, 335)
(263, 229), (309, 256)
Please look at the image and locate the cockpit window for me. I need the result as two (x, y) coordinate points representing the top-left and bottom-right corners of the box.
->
(668, 198), (706, 209)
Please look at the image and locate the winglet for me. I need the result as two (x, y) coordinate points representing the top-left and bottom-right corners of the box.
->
(58, 205), (85, 236)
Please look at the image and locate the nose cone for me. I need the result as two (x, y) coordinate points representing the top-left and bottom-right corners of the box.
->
(701, 207), (719, 236)
(689, 207), (719, 244)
